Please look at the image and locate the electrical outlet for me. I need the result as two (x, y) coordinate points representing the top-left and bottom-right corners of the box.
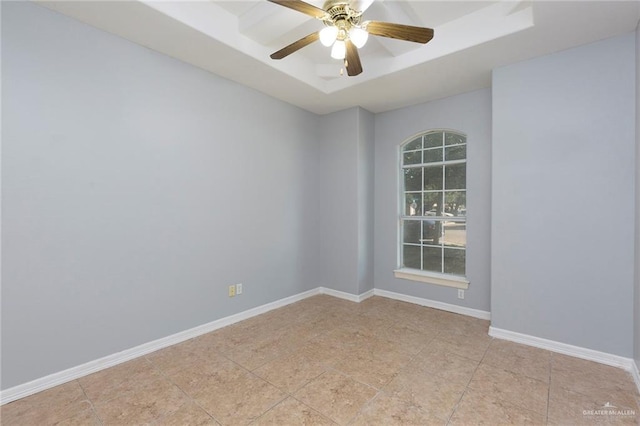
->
(236, 283), (243, 295)
(457, 289), (465, 299)
(228, 285), (236, 297)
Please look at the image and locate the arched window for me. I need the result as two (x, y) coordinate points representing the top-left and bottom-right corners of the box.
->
(396, 130), (468, 288)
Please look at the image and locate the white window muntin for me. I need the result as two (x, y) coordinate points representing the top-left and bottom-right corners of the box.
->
(397, 130), (467, 283)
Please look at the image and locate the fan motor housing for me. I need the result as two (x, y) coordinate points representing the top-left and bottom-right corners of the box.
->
(323, 0), (361, 25)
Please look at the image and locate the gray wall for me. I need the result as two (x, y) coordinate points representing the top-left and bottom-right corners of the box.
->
(635, 24), (640, 369)
(357, 108), (375, 295)
(317, 109), (359, 294)
(4, 0), (639, 395)
(1, 2), (320, 389)
(317, 107), (375, 295)
(373, 89), (492, 312)
(492, 34), (636, 357)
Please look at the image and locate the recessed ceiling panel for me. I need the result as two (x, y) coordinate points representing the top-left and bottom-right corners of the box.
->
(37, 0), (640, 114)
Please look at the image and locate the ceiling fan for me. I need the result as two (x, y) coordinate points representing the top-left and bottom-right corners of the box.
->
(267, 0), (434, 76)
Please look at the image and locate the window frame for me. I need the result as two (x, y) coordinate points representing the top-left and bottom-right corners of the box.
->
(394, 129), (470, 289)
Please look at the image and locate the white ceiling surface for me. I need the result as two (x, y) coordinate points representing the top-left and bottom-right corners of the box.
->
(39, 0), (640, 114)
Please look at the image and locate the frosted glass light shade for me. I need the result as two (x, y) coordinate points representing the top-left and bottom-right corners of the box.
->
(349, 27), (368, 48)
(319, 26), (338, 47)
(331, 40), (346, 59)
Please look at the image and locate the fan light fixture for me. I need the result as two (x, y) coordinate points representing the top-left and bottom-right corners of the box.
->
(349, 27), (368, 48)
(319, 26), (339, 46)
(321, 24), (367, 55)
(268, 0), (434, 77)
(331, 39), (346, 59)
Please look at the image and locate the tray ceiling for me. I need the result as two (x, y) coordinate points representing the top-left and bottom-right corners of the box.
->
(38, 0), (640, 114)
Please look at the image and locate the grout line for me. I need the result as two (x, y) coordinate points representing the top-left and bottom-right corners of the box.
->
(290, 394), (338, 423)
(344, 390), (384, 426)
(147, 349), (227, 425)
(156, 366), (223, 425)
(76, 379), (104, 426)
(546, 351), (553, 424)
(444, 335), (493, 425)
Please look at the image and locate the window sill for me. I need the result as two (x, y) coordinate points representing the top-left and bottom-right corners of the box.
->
(393, 268), (469, 289)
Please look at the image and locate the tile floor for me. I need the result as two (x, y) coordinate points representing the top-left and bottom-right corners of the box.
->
(2, 295), (639, 425)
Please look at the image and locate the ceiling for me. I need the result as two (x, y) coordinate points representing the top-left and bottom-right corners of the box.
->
(38, 0), (640, 114)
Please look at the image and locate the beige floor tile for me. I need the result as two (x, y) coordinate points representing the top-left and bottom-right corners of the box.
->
(551, 376), (634, 410)
(350, 393), (447, 426)
(365, 338), (415, 365)
(394, 306), (442, 329)
(488, 338), (552, 361)
(319, 326), (379, 350)
(330, 347), (408, 390)
(449, 388), (546, 425)
(189, 326), (252, 354)
(167, 355), (246, 396)
(350, 313), (398, 332)
(295, 337), (347, 366)
(482, 339), (551, 383)
(302, 312), (352, 333)
(220, 320), (318, 372)
(255, 308), (310, 330)
(195, 316), (285, 356)
(282, 320), (327, 341)
(7, 295), (640, 426)
(0, 381), (92, 426)
(146, 338), (222, 376)
(234, 311), (291, 335)
(551, 353), (638, 395)
(409, 347), (479, 386)
(253, 350), (328, 393)
(55, 408), (102, 425)
(314, 326), (413, 366)
(294, 371), (378, 425)
(566, 386), (640, 416)
(78, 357), (162, 403)
(252, 397), (336, 425)
(430, 313), (476, 334)
(468, 363), (549, 415)
(223, 335), (296, 371)
(383, 367), (467, 420)
(153, 401), (220, 425)
(352, 309), (398, 325)
(93, 377), (189, 425)
(276, 322), (324, 350)
(193, 371), (287, 425)
(451, 318), (491, 337)
(548, 384), (639, 425)
(381, 298), (424, 319)
(374, 322), (439, 355)
(429, 332), (492, 362)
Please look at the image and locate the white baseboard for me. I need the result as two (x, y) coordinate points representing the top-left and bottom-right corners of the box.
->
(489, 326), (638, 377)
(631, 359), (640, 394)
(319, 287), (374, 303)
(373, 288), (491, 321)
(0, 288), (321, 405)
(0, 286), (475, 404)
(13, 287), (638, 405)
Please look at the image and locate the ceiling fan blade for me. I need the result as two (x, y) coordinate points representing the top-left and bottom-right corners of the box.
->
(270, 32), (320, 60)
(267, 0), (329, 19)
(365, 21), (434, 44)
(345, 40), (363, 76)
